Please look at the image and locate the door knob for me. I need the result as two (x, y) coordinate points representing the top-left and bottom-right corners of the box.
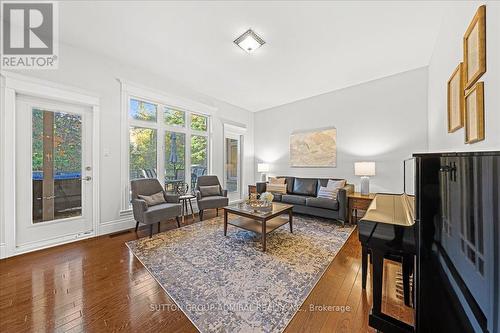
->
(82, 176), (92, 181)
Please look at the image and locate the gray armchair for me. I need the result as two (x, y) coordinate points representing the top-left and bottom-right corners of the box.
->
(131, 178), (182, 237)
(195, 175), (229, 221)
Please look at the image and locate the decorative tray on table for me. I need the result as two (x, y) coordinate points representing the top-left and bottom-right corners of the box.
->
(246, 200), (273, 213)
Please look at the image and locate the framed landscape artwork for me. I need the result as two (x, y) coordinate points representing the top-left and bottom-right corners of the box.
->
(447, 63), (464, 132)
(464, 82), (485, 144)
(463, 5), (486, 89)
(290, 128), (337, 167)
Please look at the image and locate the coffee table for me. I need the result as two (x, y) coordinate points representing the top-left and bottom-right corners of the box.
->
(223, 202), (294, 252)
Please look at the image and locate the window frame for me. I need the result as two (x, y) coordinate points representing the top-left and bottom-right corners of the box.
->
(120, 81), (213, 213)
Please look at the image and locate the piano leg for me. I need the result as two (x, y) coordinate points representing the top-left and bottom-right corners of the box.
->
(371, 249), (384, 315)
(362, 246), (368, 289)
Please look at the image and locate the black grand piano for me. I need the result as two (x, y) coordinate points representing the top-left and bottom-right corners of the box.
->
(359, 151), (500, 333)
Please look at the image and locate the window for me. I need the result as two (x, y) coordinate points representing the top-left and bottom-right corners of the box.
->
(129, 127), (157, 179)
(165, 131), (186, 184)
(191, 113), (208, 131)
(190, 135), (208, 189)
(165, 108), (185, 127)
(124, 94), (210, 209)
(129, 98), (157, 122)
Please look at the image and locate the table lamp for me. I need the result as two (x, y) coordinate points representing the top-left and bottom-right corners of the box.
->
(257, 163), (269, 181)
(355, 162), (376, 195)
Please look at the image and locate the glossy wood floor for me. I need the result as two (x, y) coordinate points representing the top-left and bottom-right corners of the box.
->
(0, 211), (413, 333)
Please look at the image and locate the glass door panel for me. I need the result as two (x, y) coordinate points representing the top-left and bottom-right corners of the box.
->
(224, 134), (242, 201)
(32, 109), (82, 223)
(225, 138), (239, 194)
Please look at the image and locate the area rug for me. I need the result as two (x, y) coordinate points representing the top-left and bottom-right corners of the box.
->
(126, 215), (354, 333)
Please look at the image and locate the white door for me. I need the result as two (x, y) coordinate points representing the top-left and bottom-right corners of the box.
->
(224, 133), (242, 201)
(15, 95), (94, 249)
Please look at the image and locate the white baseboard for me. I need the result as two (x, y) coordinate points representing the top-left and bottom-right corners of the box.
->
(0, 216), (136, 259)
(0, 243), (6, 259)
(98, 216), (136, 235)
(10, 230), (96, 258)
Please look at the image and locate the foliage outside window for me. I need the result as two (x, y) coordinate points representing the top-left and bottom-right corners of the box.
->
(129, 127), (157, 179)
(129, 98), (157, 122)
(191, 113), (208, 132)
(191, 135), (208, 189)
(32, 109), (82, 173)
(165, 131), (186, 183)
(165, 108), (185, 127)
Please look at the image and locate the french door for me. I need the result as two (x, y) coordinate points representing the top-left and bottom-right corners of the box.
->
(15, 95), (94, 248)
(224, 133), (242, 201)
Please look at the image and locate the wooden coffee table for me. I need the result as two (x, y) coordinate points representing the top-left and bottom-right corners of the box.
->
(223, 202), (293, 252)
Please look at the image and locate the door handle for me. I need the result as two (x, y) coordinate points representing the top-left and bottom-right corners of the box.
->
(82, 176), (92, 181)
(440, 164), (456, 182)
(39, 195), (55, 200)
(451, 162), (457, 182)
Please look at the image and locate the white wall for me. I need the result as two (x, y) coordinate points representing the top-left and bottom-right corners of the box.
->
(428, 1), (500, 151)
(254, 67), (429, 193)
(1, 43), (254, 247)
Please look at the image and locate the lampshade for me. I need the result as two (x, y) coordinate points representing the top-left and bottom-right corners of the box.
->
(257, 163), (269, 172)
(355, 162), (376, 176)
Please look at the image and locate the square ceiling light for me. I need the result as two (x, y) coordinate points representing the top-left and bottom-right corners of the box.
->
(234, 29), (265, 53)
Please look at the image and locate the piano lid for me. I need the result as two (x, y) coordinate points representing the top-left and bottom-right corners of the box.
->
(361, 193), (415, 227)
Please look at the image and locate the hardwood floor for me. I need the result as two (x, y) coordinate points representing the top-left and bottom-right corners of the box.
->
(0, 211), (413, 332)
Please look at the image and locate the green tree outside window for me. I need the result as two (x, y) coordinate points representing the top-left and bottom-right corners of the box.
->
(191, 114), (207, 131)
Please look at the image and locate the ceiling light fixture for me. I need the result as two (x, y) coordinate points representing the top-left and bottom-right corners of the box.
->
(234, 29), (265, 53)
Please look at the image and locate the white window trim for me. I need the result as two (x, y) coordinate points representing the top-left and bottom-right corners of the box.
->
(119, 79), (216, 214)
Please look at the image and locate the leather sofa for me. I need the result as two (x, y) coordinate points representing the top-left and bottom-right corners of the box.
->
(256, 177), (354, 224)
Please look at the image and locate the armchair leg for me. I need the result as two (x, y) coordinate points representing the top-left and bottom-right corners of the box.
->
(199, 210), (204, 221)
(176, 216), (181, 228)
(149, 224), (153, 238)
(158, 222), (161, 233)
(135, 221), (139, 232)
(216, 208), (219, 217)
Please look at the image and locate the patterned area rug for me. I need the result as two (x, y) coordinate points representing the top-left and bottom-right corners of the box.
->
(126, 215), (354, 333)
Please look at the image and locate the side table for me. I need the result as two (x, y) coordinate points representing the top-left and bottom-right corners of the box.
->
(179, 194), (195, 223)
(348, 192), (375, 224)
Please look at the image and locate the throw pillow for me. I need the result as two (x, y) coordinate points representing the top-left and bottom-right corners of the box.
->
(318, 180), (346, 200)
(266, 183), (287, 194)
(317, 186), (336, 200)
(269, 177), (286, 185)
(199, 185), (221, 197)
(138, 191), (166, 206)
(326, 179), (346, 190)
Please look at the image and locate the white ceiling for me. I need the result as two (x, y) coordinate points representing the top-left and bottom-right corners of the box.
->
(59, 1), (446, 112)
